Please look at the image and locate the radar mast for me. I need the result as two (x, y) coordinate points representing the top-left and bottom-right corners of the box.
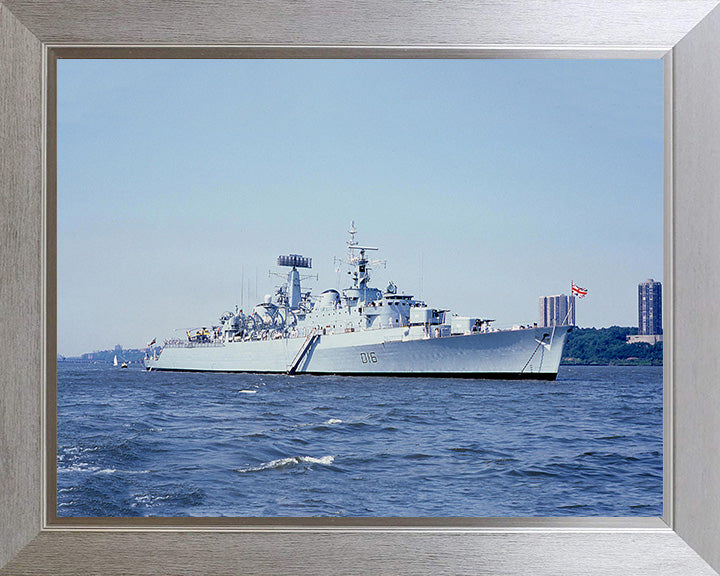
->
(346, 220), (382, 290)
(275, 254), (313, 309)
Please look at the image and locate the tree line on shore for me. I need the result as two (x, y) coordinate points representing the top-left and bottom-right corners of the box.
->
(561, 326), (662, 366)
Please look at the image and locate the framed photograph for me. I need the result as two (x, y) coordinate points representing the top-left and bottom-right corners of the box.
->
(53, 57), (664, 521)
(2, 1), (720, 574)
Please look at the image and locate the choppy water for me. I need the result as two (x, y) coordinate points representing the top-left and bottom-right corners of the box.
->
(57, 364), (662, 517)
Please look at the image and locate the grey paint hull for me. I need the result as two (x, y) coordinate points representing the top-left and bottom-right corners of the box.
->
(145, 325), (572, 379)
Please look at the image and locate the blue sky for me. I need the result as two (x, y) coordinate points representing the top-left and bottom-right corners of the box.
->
(57, 59), (663, 356)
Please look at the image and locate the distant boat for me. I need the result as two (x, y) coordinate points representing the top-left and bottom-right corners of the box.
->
(113, 355), (118, 367)
(121, 361), (128, 369)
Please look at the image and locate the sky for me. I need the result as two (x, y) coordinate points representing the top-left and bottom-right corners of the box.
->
(57, 59), (663, 357)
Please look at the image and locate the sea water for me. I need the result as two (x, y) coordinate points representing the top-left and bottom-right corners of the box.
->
(57, 364), (662, 517)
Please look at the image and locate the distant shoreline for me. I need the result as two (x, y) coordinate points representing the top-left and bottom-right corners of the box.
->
(560, 326), (662, 366)
(57, 326), (662, 367)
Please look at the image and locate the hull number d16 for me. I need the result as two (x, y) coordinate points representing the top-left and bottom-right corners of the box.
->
(360, 352), (378, 364)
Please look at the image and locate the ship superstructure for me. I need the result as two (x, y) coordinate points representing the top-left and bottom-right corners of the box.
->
(145, 222), (572, 379)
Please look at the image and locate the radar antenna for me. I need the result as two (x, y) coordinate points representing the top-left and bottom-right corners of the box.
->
(348, 221), (357, 247)
(270, 253), (316, 311)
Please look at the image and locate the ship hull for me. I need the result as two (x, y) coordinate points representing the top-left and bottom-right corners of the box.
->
(145, 325), (572, 379)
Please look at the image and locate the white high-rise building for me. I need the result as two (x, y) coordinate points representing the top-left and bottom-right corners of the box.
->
(539, 294), (575, 327)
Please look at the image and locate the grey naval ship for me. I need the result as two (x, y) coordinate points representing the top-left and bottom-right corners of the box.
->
(145, 223), (572, 379)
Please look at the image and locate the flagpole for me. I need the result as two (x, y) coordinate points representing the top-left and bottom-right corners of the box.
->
(569, 281), (587, 326)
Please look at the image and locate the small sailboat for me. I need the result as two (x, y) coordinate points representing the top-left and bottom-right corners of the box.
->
(113, 355), (118, 367)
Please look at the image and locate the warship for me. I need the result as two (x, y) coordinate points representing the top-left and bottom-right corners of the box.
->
(144, 223), (572, 379)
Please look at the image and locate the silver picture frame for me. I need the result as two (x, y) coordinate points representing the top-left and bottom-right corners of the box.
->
(2, 1), (720, 574)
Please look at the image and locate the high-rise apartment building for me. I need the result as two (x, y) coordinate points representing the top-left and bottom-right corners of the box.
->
(638, 279), (662, 335)
(627, 279), (663, 345)
(539, 294), (575, 327)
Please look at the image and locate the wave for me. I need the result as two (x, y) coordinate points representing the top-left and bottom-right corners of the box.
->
(60, 445), (99, 456)
(130, 486), (205, 510)
(132, 494), (171, 506)
(58, 463), (101, 473)
(242, 432), (270, 439)
(324, 418), (343, 425)
(58, 463), (150, 475)
(235, 455), (334, 473)
(403, 453), (434, 460)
